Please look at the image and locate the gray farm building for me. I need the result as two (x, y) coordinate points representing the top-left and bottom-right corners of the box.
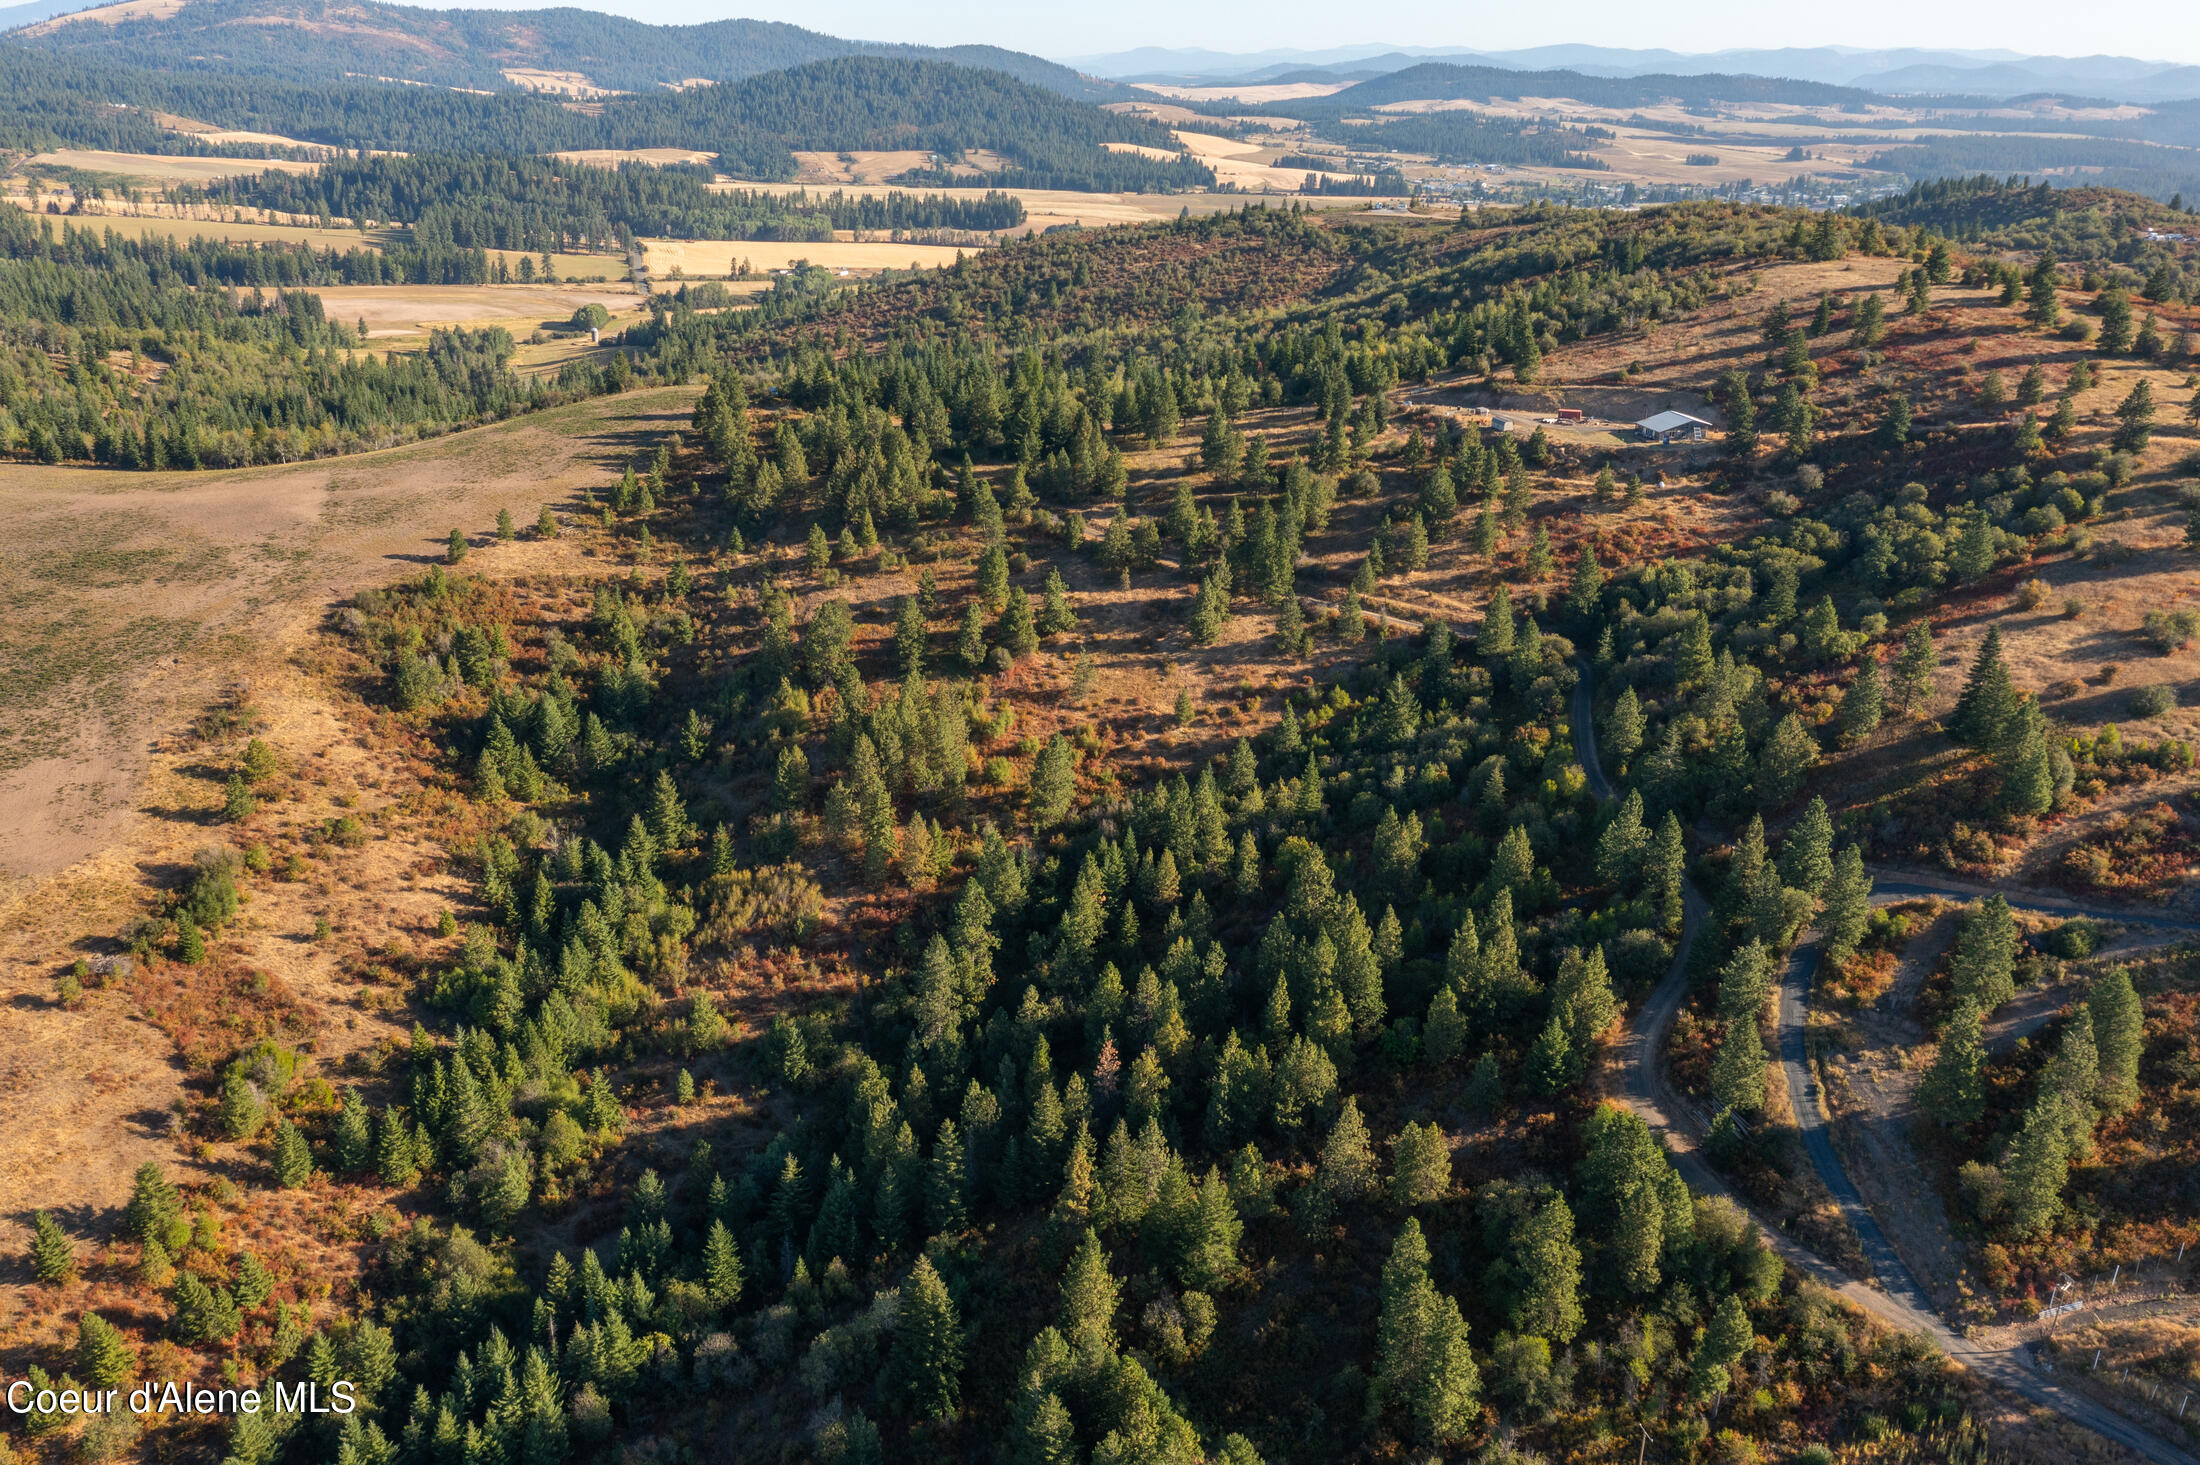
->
(1636, 410), (1711, 443)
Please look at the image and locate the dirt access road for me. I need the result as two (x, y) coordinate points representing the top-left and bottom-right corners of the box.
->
(1573, 663), (2200, 1465)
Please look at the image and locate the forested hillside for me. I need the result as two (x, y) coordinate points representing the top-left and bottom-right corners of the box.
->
(0, 49), (1205, 190)
(1307, 61), (1872, 111)
(7, 0), (1116, 98)
(11, 67), (2200, 1455)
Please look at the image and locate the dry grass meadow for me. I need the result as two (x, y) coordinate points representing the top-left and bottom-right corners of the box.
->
(0, 388), (705, 1252)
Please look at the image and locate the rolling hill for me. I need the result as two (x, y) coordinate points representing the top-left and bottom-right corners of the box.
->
(0, 46), (1201, 189)
(1080, 42), (2200, 104)
(6, 0), (1118, 99)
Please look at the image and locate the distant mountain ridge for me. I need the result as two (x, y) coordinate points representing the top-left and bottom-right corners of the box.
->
(6, 0), (1118, 99)
(1077, 41), (2200, 103)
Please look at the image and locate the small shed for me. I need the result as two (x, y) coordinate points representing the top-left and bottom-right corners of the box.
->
(1557, 407), (1583, 422)
(1636, 410), (1711, 443)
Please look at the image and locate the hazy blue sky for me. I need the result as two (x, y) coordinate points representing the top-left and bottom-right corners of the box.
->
(533, 0), (2200, 65)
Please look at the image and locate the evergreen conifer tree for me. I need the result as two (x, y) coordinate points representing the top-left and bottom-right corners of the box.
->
(1818, 845), (1872, 966)
(77, 1312), (133, 1388)
(1891, 622), (1936, 717)
(2088, 968), (2144, 1117)
(1389, 1122), (1451, 1208)
(30, 1211), (74, 1284)
(1950, 628), (2018, 748)
(272, 1117), (314, 1189)
(1374, 1219), (1480, 1444)
(702, 1221), (744, 1309)
(1838, 658), (1884, 743)
(1778, 797), (1835, 895)
(1919, 1000), (1986, 1127)
(891, 1255), (963, 1420)
(1950, 897), (2019, 1012)
(1507, 1195), (1585, 1344)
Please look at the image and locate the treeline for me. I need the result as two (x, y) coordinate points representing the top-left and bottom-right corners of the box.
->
(1866, 135), (2200, 206)
(1350, 112), (1610, 171)
(1297, 171), (1411, 197)
(0, 207), (589, 289)
(186, 154), (1027, 253)
(0, 205), (627, 469)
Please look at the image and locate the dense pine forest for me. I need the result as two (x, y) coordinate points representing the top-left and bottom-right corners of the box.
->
(182, 156), (1028, 253)
(0, 49), (1207, 192)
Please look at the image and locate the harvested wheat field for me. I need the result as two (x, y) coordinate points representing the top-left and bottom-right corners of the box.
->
(290, 283), (643, 337)
(549, 147), (715, 168)
(638, 236), (973, 277)
(19, 149), (322, 186)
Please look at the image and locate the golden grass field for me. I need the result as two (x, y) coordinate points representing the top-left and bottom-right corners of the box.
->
(549, 147), (716, 168)
(0, 386), (697, 893)
(19, 149), (323, 186)
(640, 236), (973, 277)
(16, 0), (181, 32)
(0, 386), (701, 1246)
(1133, 82), (1351, 104)
(295, 283), (643, 338)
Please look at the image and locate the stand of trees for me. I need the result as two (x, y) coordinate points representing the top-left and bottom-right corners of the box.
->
(188, 155), (1027, 253)
(0, 205), (629, 468)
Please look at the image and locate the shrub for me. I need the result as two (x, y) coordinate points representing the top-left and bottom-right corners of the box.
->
(2047, 919), (2100, 958)
(2013, 579), (2050, 611)
(2140, 609), (2200, 653)
(2061, 845), (2113, 887)
(2061, 597), (2084, 619)
(698, 864), (824, 944)
(2128, 683), (2176, 718)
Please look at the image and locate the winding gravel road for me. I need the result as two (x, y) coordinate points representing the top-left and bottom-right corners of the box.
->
(1572, 663), (2200, 1465)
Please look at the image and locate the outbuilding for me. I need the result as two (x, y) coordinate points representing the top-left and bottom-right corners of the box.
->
(1636, 410), (1711, 443)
